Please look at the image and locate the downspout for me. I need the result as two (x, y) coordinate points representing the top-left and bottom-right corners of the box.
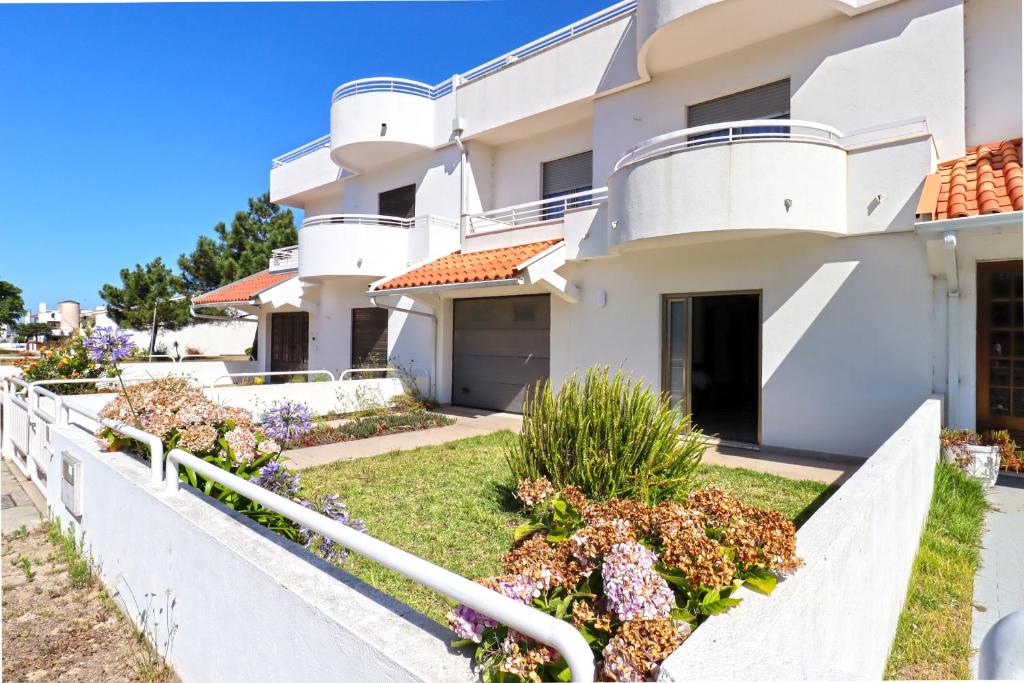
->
(452, 73), (468, 242)
(943, 233), (960, 427)
(368, 293), (438, 399)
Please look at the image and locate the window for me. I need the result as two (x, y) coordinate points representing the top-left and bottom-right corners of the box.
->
(687, 79), (790, 144)
(542, 151), (593, 220)
(378, 184), (416, 219)
(351, 307), (388, 369)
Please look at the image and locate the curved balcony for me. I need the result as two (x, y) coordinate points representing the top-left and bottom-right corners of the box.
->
(298, 214), (459, 281)
(330, 78), (452, 171)
(608, 120), (848, 250)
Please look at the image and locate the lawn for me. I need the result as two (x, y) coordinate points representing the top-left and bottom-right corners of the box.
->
(885, 463), (988, 680)
(299, 430), (835, 624)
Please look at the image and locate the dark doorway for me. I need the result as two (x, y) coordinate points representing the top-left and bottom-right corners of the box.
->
(351, 307), (388, 369)
(269, 312), (309, 383)
(378, 184), (416, 218)
(664, 293), (760, 443)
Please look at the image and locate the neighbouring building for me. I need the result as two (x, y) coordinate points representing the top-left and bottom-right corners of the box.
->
(195, 0), (1023, 458)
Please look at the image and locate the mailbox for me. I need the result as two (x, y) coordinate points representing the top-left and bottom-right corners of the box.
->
(61, 450), (82, 516)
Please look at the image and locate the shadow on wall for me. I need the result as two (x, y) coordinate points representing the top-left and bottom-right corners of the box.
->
(760, 233), (935, 457)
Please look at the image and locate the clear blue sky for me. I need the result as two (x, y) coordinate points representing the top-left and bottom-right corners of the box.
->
(0, 1), (611, 313)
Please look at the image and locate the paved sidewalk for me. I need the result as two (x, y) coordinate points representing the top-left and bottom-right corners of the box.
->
(971, 475), (1024, 676)
(284, 407), (523, 470)
(703, 444), (857, 485)
(1, 459), (44, 533)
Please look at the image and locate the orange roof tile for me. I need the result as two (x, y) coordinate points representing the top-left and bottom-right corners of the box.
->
(374, 240), (562, 291)
(192, 269), (296, 305)
(919, 138), (1023, 220)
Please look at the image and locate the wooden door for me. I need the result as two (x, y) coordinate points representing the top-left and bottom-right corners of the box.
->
(351, 307), (388, 368)
(270, 312), (309, 383)
(977, 260), (1024, 439)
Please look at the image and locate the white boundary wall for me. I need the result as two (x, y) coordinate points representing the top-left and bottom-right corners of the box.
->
(659, 395), (943, 681)
(204, 377), (416, 417)
(46, 423), (474, 683)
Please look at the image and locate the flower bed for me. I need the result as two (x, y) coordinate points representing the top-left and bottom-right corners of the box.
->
(448, 479), (801, 681)
(286, 410), (454, 448)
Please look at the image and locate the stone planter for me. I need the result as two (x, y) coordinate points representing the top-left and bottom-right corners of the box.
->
(942, 444), (1000, 489)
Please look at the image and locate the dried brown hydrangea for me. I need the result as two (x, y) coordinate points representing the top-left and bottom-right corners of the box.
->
(557, 485), (588, 511)
(516, 477), (556, 507)
(655, 514), (736, 591)
(569, 517), (638, 564)
(502, 536), (589, 592)
(570, 597), (613, 633)
(499, 640), (556, 683)
(600, 618), (691, 681)
(584, 498), (654, 536)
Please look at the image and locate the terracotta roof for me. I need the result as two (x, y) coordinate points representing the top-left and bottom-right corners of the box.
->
(192, 269), (296, 305)
(374, 240), (562, 291)
(918, 138), (1023, 220)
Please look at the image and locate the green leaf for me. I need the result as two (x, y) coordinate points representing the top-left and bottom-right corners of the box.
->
(742, 568), (778, 596)
(513, 521), (545, 542)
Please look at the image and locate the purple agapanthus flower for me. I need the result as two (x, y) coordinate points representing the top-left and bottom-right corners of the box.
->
(299, 494), (367, 563)
(83, 327), (136, 364)
(259, 401), (314, 443)
(252, 460), (302, 499)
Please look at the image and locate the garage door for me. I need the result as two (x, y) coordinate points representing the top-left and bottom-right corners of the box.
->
(452, 295), (550, 413)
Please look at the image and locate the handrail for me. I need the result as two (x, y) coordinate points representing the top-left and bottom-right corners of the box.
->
(62, 398), (165, 485)
(333, 77), (446, 102)
(163, 447), (595, 681)
(208, 370), (336, 387)
(301, 214), (459, 230)
(613, 119), (845, 172)
(338, 367), (396, 380)
(271, 134), (331, 168)
(467, 187), (608, 235)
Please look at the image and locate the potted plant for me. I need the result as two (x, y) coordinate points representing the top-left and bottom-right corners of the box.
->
(939, 429), (1013, 489)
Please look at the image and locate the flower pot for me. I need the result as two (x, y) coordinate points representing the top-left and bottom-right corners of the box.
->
(942, 444), (1000, 489)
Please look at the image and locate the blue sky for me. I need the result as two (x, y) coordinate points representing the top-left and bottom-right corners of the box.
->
(0, 1), (611, 313)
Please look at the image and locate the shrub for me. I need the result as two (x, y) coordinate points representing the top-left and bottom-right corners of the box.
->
(15, 335), (107, 394)
(450, 481), (800, 681)
(941, 428), (1023, 472)
(507, 367), (706, 505)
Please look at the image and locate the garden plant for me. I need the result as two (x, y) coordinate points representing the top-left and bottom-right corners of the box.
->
(507, 367), (707, 505)
(15, 333), (108, 394)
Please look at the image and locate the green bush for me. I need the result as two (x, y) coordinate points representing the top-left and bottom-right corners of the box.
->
(506, 366), (706, 505)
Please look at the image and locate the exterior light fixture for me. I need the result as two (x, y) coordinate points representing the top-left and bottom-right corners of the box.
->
(380, 123), (387, 137)
(784, 198), (793, 212)
(357, 257), (363, 268)
(597, 289), (607, 308)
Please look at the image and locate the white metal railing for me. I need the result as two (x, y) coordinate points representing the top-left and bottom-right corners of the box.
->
(208, 370), (336, 387)
(339, 367), (397, 380)
(467, 187), (608, 235)
(271, 134), (331, 168)
(163, 447), (594, 680)
(613, 119), (845, 172)
(270, 245), (299, 272)
(332, 77), (450, 103)
(301, 214), (459, 231)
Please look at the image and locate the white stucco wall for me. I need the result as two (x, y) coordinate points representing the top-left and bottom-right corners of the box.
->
(335, 145), (462, 220)
(553, 230), (937, 457)
(125, 321), (257, 358)
(490, 120), (594, 210)
(45, 424), (473, 683)
(964, 0), (1023, 147)
(659, 396), (942, 680)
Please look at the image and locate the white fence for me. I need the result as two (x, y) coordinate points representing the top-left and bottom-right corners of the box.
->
(659, 396), (943, 681)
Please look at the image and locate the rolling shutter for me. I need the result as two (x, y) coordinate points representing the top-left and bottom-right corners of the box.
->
(687, 79), (790, 127)
(542, 151), (593, 198)
(351, 307), (388, 368)
(378, 184), (416, 219)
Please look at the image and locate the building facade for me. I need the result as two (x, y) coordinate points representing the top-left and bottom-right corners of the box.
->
(198, 0), (1023, 459)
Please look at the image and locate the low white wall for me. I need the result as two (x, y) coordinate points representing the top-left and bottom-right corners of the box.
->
(124, 320), (256, 357)
(204, 377), (413, 417)
(118, 360), (259, 386)
(659, 395), (942, 681)
(45, 424), (472, 683)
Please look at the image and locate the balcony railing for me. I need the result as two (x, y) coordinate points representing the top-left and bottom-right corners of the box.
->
(271, 135), (331, 168)
(302, 213), (460, 230)
(613, 119), (844, 172)
(467, 187), (608, 234)
(269, 245), (299, 272)
(330, 1), (637, 105)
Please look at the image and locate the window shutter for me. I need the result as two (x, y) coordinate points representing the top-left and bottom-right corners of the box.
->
(542, 151), (593, 198)
(378, 184), (416, 218)
(687, 79), (790, 127)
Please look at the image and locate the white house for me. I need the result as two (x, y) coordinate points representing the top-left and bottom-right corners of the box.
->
(196, 0), (1023, 459)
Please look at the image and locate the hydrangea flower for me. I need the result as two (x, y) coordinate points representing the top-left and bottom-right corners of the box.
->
(299, 494), (368, 563)
(83, 327), (136, 364)
(259, 401), (314, 443)
(252, 460), (302, 499)
(601, 542), (676, 622)
(447, 575), (538, 643)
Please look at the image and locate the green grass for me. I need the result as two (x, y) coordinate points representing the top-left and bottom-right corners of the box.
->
(885, 463), (988, 680)
(299, 430), (834, 624)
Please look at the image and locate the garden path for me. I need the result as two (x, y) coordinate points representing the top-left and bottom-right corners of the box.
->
(970, 475), (1024, 676)
(283, 407), (523, 470)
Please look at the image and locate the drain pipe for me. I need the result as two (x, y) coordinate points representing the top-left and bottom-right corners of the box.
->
(190, 303), (257, 323)
(369, 293), (438, 398)
(943, 233), (960, 427)
(452, 73), (468, 241)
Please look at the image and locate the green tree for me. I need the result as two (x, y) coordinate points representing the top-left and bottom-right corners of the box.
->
(0, 280), (25, 327)
(178, 193), (297, 294)
(15, 322), (53, 342)
(99, 257), (189, 352)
